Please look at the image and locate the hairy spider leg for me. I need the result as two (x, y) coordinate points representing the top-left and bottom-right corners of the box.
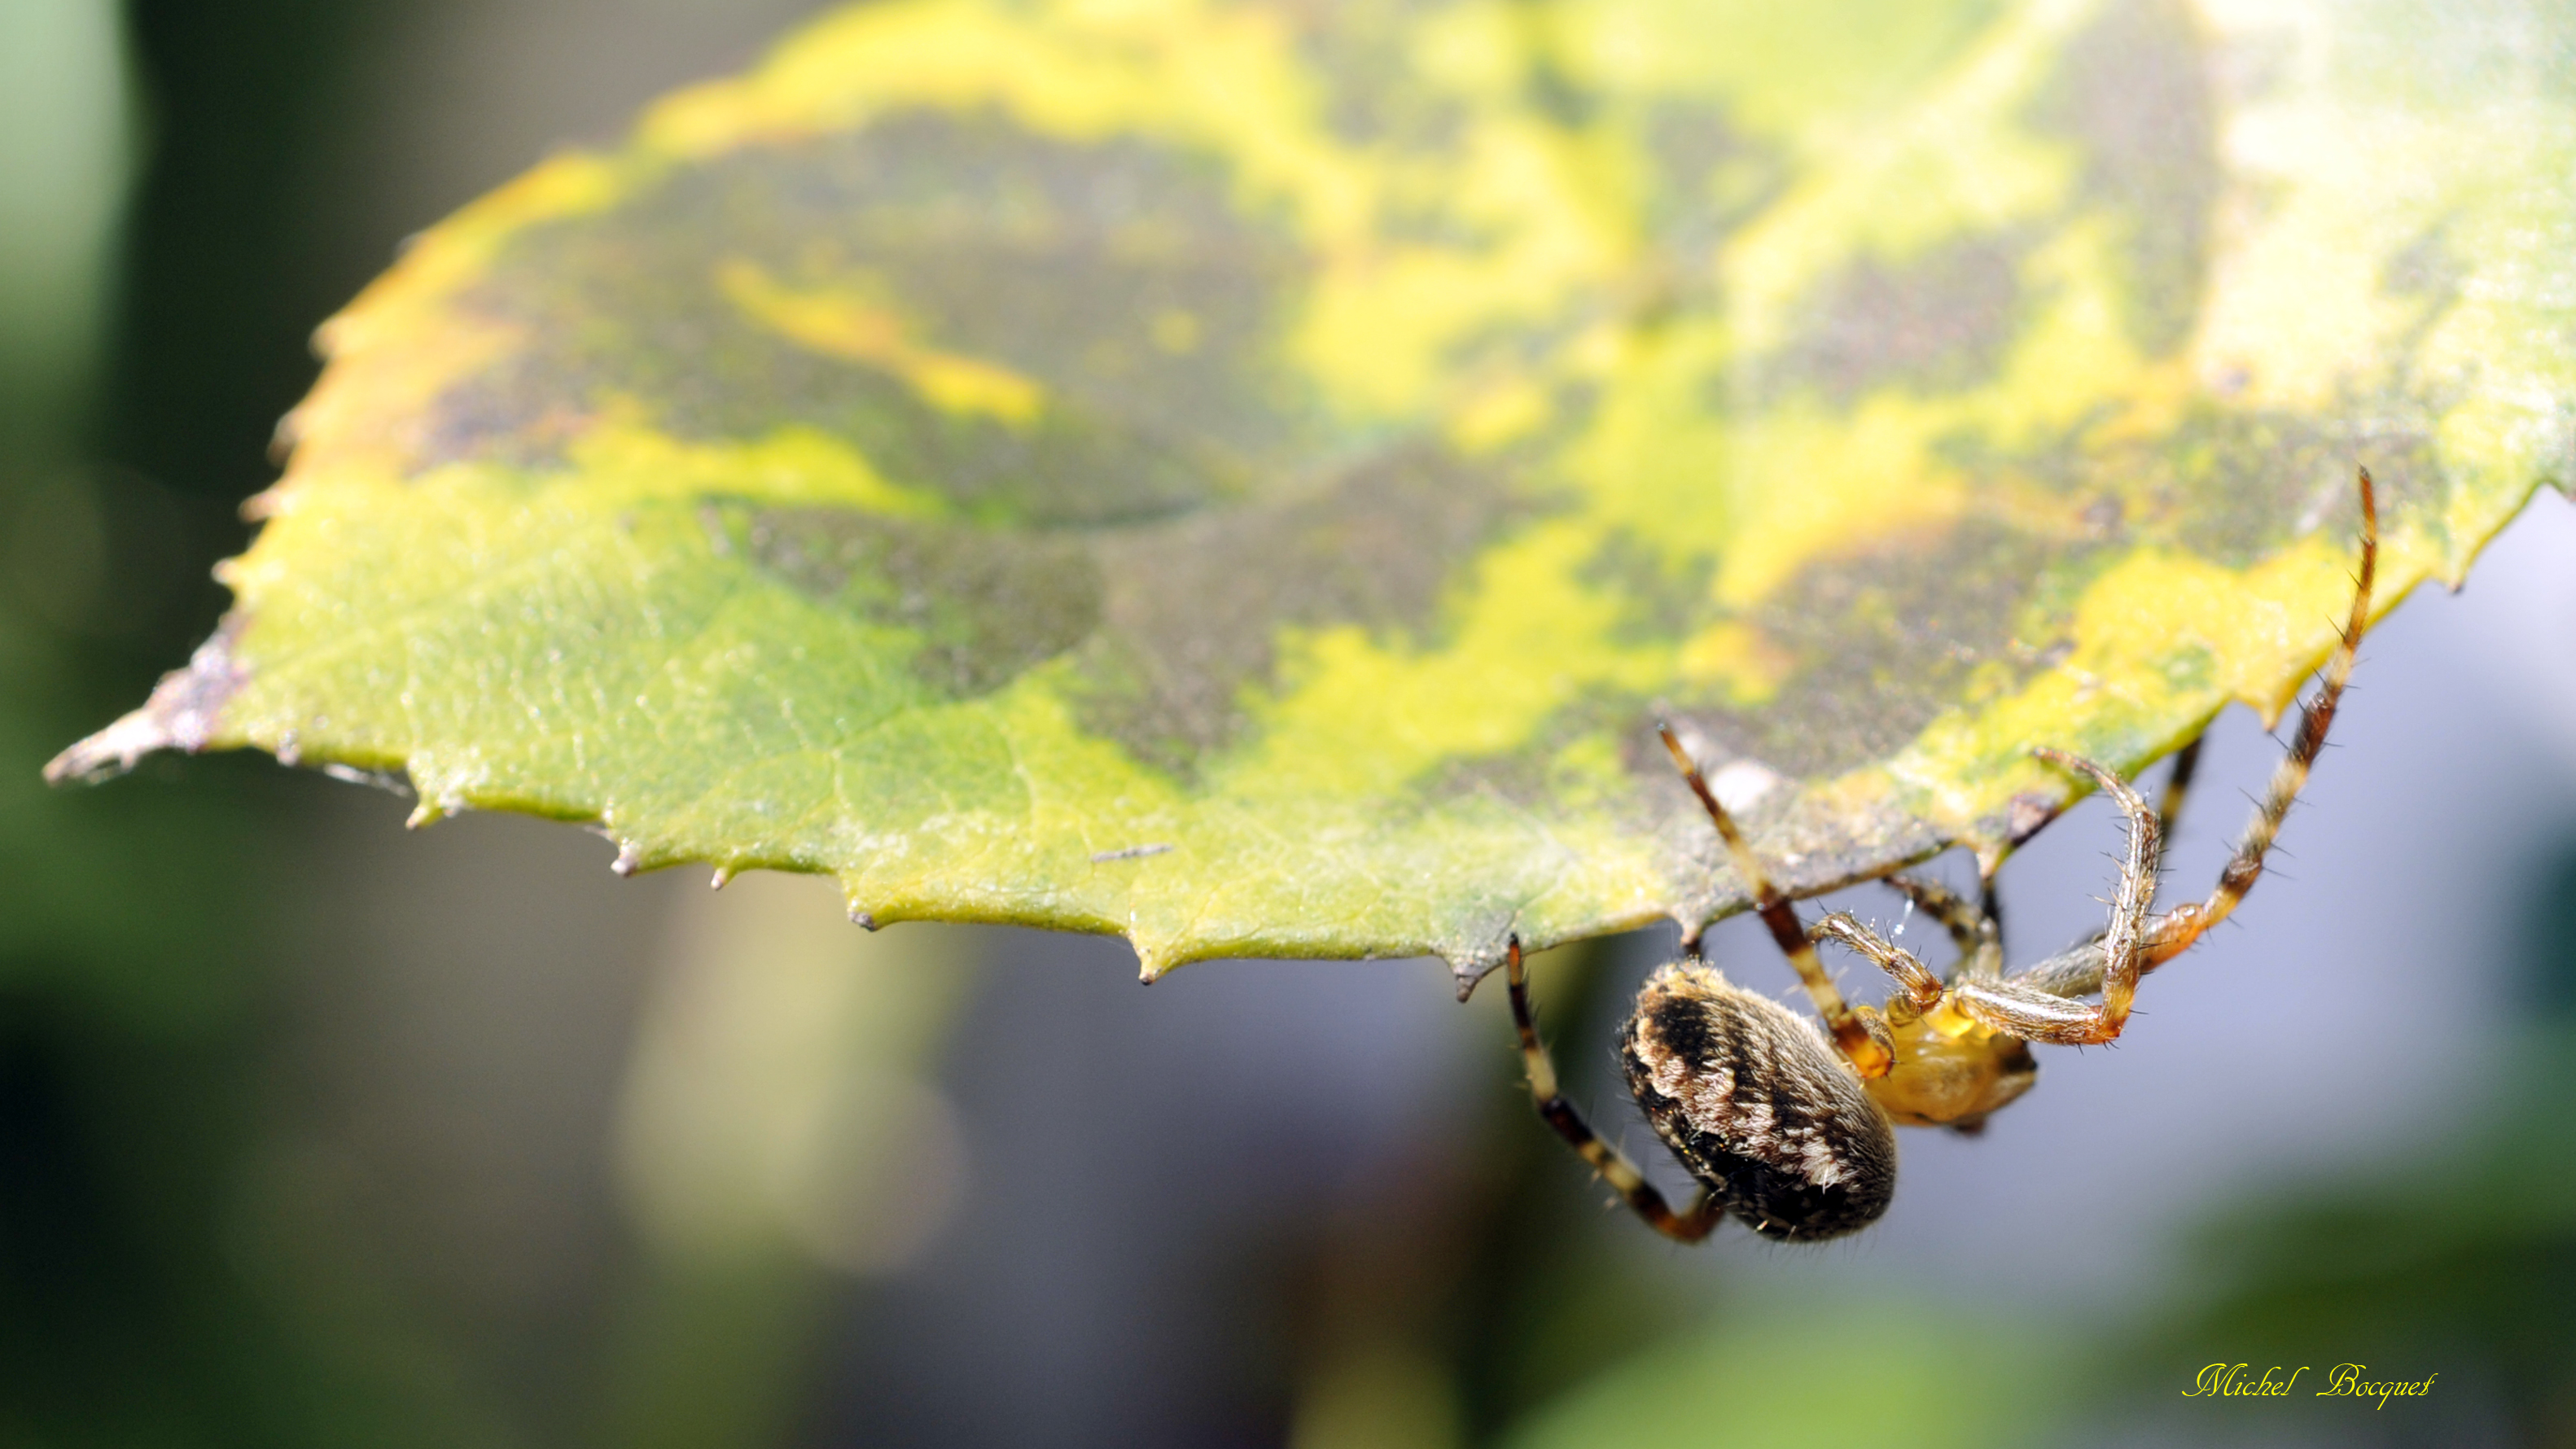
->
(1504, 936), (1722, 1242)
(1941, 466), (2377, 1039)
(1944, 755), (2163, 1044)
(1978, 871), (2008, 968)
(1658, 724), (1895, 1078)
(1880, 719), (2209, 994)
(1876, 729), (2202, 987)
(2142, 466), (2377, 966)
(1878, 873), (2001, 979)
(2155, 735), (2206, 848)
(1807, 913), (1944, 1015)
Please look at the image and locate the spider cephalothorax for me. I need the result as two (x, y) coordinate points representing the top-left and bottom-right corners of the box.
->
(1507, 468), (2378, 1243)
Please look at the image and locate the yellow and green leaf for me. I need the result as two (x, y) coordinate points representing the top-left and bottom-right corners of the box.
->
(55, 0), (2576, 985)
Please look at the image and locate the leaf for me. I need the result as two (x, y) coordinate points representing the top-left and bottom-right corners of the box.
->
(51, 0), (2575, 987)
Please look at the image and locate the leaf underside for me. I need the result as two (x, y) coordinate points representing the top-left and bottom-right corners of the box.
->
(56, 0), (2576, 986)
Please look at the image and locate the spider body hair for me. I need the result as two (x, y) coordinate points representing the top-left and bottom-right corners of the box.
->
(1622, 964), (1896, 1240)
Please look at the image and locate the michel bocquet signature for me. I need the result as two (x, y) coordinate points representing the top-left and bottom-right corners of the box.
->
(2185, 1363), (2438, 1408)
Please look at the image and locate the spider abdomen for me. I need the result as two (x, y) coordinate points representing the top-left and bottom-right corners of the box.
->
(1620, 964), (1897, 1241)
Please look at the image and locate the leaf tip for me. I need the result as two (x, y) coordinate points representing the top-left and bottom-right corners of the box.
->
(44, 617), (250, 786)
(1447, 948), (1505, 1002)
(405, 788), (466, 830)
(1132, 937), (1181, 984)
(611, 842), (643, 877)
(46, 709), (174, 787)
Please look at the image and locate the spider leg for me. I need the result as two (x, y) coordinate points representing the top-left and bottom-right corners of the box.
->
(1505, 938), (1722, 1243)
(1809, 912), (1944, 1016)
(1998, 929), (2109, 999)
(1939, 741), (2214, 1017)
(1879, 873), (2003, 980)
(1952, 470), (2377, 1040)
(2154, 735), (2205, 849)
(1879, 875), (1980, 956)
(1950, 751), (2162, 1046)
(2143, 466), (2376, 967)
(1660, 724), (1895, 1077)
(1991, 698), (2333, 1004)
(1979, 732), (2206, 1000)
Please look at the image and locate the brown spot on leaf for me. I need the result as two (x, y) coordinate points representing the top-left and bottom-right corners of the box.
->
(708, 440), (1525, 747)
(1071, 445), (1528, 773)
(431, 112), (1322, 527)
(2155, 404), (2440, 566)
(1579, 527), (1715, 645)
(721, 502), (1105, 698)
(1641, 98), (1786, 256)
(1286, 0), (1470, 147)
(1759, 232), (2034, 405)
(1943, 385), (2447, 569)
(2031, 0), (2220, 356)
(1670, 518), (2089, 781)
(1414, 510), (2096, 916)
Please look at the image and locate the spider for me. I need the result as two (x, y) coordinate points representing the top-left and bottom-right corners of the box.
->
(1507, 467), (2379, 1242)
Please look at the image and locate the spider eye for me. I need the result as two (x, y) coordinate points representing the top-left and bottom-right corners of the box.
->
(1621, 963), (1897, 1241)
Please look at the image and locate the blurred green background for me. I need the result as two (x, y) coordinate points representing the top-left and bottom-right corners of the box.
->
(4, 2), (2574, 1446)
